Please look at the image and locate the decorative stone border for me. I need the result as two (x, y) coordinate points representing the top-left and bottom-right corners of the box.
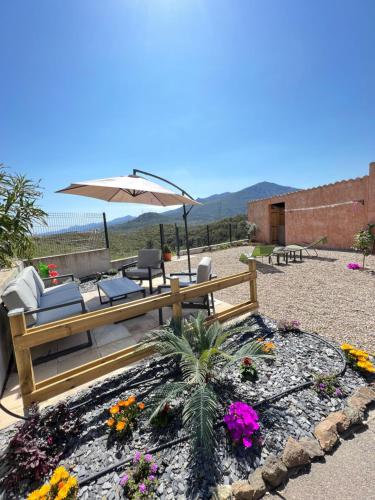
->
(212, 383), (375, 500)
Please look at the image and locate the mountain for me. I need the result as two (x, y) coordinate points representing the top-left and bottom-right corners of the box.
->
(108, 215), (135, 226)
(111, 181), (298, 231)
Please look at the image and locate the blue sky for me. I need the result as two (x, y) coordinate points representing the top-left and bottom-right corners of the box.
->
(1, 0), (374, 220)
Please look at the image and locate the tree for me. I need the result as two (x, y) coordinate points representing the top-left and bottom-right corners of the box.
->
(352, 224), (375, 268)
(0, 165), (47, 268)
(140, 312), (273, 456)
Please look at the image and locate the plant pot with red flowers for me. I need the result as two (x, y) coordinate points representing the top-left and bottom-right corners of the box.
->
(162, 244), (172, 262)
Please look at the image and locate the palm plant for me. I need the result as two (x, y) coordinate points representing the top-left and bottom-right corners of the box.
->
(141, 313), (274, 455)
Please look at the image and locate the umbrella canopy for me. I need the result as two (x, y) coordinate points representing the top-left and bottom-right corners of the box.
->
(57, 175), (200, 207)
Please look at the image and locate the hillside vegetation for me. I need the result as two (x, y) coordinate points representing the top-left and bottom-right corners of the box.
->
(32, 214), (248, 260)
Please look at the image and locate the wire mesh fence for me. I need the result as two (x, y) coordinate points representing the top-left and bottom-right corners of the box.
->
(31, 212), (248, 260)
(32, 213), (107, 258)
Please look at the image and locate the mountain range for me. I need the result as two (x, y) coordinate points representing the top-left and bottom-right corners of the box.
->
(110, 181), (298, 231)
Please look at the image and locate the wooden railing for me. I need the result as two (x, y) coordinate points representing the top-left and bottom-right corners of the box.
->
(9, 259), (258, 408)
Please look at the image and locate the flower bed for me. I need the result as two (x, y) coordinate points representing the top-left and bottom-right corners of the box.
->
(0, 315), (372, 500)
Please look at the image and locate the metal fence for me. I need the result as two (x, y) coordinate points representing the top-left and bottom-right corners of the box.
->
(31, 213), (108, 258)
(31, 212), (248, 259)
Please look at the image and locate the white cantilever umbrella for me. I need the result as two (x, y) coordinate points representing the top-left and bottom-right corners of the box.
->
(57, 173), (201, 273)
(57, 174), (200, 207)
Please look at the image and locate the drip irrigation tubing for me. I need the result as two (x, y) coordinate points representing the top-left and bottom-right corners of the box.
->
(78, 330), (347, 487)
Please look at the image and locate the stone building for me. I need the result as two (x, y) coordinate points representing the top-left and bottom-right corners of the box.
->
(247, 162), (375, 249)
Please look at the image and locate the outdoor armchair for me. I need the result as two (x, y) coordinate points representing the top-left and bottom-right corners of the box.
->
(157, 256), (215, 325)
(121, 249), (166, 294)
(2, 266), (92, 364)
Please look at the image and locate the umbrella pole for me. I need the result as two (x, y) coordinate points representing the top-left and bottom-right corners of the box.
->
(183, 204), (192, 275)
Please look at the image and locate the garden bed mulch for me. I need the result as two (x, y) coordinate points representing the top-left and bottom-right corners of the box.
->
(0, 314), (370, 500)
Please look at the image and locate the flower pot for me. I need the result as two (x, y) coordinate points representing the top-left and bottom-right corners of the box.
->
(163, 252), (172, 262)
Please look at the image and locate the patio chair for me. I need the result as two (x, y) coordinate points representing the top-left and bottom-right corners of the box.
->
(121, 249), (166, 294)
(285, 236), (328, 258)
(157, 256), (214, 325)
(250, 245), (276, 264)
(2, 266), (92, 364)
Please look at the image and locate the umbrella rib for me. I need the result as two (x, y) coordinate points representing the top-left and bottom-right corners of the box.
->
(151, 192), (167, 206)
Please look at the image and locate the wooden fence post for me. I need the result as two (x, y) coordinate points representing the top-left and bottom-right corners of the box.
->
(8, 308), (35, 406)
(248, 258), (258, 304)
(170, 277), (182, 321)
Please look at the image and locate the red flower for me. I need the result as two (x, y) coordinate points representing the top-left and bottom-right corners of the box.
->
(47, 264), (57, 269)
(242, 357), (252, 366)
(49, 270), (59, 277)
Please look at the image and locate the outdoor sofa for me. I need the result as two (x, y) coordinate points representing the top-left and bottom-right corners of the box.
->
(2, 266), (92, 363)
(121, 249), (166, 294)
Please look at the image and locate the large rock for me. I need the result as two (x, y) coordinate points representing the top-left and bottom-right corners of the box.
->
(314, 419), (339, 452)
(353, 386), (375, 403)
(347, 395), (368, 412)
(247, 469), (267, 500)
(326, 411), (352, 433)
(232, 481), (252, 500)
(261, 454), (288, 488)
(299, 437), (324, 460)
(211, 484), (232, 500)
(282, 437), (310, 468)
(343, 406), (363, 426)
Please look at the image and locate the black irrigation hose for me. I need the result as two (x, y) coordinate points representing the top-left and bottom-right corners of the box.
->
(78, 330), (348, 487)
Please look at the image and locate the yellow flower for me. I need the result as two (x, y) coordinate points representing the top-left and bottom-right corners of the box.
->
(27, 490), (41, 500)
(137, 402), (145, 410)
(355, 350), (369, 359)
(39, 484), (51, 496)
(110, 405), (120, 414)
(116, 421), (126, 431)
(341, 343), (354, 351)
(107, 417), (115, 427)
(57, 484), (70, 499)
(50, 466), (69, 485)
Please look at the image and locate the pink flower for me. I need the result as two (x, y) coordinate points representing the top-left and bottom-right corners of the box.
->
(347, 262), (361, 270)
(139, 483), (147, 494)
(119, 474), (129, 486)
(144, 453), (153, 463)
(148, 475), (156, 481)
(133, 451), (142, 463)
(223, 402), (260, 448)
(150, 462), (158, 473)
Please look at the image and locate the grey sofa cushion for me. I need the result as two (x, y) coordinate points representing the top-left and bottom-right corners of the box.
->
(125, 268), (163, 279)
(40, 286), (82, 309)
(138, 249), (162, 269)
(2, 279), (39, 325)
(41, 282), (79, 298)
(36, 302), (84, 325)
(22, 267), (43, 303)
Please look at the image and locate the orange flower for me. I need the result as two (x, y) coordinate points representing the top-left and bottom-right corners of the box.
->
(107, 418), (115, 427)
(138, 402), (145, 410)
(58, 481), (65, 490)
(110, 405), (120, 414)
(263, 341), (275, 353)
(118, 400), (127, 407)
(116, 421), (126, 431)
(128, 395), (136, 404)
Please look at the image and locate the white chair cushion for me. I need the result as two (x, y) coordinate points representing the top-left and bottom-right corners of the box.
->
(2, 279), (39, 325)
(40, 286), (82, 309)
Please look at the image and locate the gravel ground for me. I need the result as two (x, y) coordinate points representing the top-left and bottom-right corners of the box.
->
(1, 315), (371, 500)
(166, 246), (375, 353)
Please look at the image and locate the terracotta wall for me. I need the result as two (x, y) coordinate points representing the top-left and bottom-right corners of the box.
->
(248, 162), (375, 250)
